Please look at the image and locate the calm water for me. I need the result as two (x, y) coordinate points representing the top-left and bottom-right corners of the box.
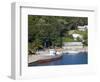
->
(28, 52), (88, 66)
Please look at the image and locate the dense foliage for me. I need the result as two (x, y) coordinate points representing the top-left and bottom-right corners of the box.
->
(28, 15), (88, 54)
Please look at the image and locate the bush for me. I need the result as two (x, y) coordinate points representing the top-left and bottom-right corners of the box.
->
(63, 37), (74, 42)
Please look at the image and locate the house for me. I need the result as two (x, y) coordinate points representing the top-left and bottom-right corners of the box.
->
(77, 25), (87, 31)
(72, 33), (83, 41)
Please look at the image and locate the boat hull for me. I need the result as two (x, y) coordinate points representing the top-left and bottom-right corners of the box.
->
(28, 54), (62, 64)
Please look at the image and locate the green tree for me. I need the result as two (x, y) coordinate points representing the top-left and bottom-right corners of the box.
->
(28, 15), (88, 55)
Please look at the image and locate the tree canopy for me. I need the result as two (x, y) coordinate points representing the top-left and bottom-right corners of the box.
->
(28, 15), (88, 54)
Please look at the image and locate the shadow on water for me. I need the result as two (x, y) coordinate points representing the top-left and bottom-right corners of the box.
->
(28, 52), (88, 67)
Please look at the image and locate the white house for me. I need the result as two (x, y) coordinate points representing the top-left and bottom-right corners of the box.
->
(72, 33), (83, 41)
(77, 25), (87, 31)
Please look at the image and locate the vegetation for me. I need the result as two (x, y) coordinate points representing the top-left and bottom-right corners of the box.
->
(28, 15), (88, 55)
(74, 30), (88, 46)
(63, 36), (74, 42)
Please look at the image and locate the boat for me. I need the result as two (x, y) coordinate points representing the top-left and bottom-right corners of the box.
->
(28, 48), (63, 65)
(28, 53), (63, 64)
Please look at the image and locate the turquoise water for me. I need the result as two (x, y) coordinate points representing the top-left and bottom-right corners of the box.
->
(28, 52), (88, 66)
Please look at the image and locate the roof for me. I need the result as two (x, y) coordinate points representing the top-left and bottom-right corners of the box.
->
(77, 25), (87, 29)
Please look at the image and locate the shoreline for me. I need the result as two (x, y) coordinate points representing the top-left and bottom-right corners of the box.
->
(28, 49), (87, 64)
(28, 54), (62, 63)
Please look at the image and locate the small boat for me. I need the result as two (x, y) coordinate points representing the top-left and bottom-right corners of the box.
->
(28, 54), (63, 64)
(28, 49), (63, 64)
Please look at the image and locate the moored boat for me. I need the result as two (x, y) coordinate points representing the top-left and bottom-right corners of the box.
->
(28, 49), (63, 64)
(28, 53), (63, 64)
